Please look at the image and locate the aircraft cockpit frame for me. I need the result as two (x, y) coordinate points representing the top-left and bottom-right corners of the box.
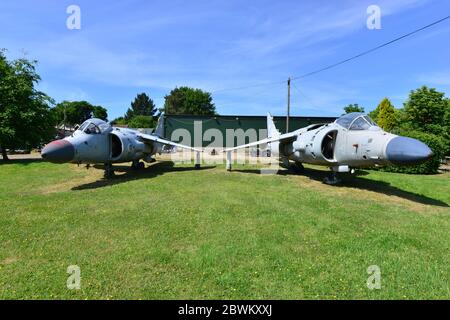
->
(335, 113), (378, 131)
(76, 119), (111, 135)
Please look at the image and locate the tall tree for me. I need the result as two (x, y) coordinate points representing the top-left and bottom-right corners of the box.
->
(52, 101), (108, 126)
(124, 93), (156, 121)
(373, 98), (398, 131)
(92, 106), (108, 121)
(403, 86), (448, 133)
(164, 87), (216, 115)
(368, 108), (379, 123)
(343, 104), (364, 114)
(0, 50), (55, 160)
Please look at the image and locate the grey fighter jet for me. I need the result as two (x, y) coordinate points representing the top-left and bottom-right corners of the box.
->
(41, 114), (201, 178)
(225, 113), (433, 184)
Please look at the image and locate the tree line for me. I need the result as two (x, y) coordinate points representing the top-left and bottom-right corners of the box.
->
(111, 87), (216, 128)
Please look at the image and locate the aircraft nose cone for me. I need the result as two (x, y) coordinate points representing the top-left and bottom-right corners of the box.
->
(386, 136), (433, 165)
(41, 140), (75, 163)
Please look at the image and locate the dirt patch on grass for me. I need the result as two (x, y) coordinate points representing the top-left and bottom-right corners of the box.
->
(38, 165), (104, 194)
(1, 257), (18, 265)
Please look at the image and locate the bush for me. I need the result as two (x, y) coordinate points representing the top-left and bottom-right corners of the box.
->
(380, 129), (447, 174)
(127, 115), (154, 128)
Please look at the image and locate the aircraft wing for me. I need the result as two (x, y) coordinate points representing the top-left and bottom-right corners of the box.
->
(224, 131), (298, 152)
(138, 133), (202, 152)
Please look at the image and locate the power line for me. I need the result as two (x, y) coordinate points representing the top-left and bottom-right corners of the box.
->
(212, 15), (450, 93)
(291, 15), (450, 80)
(291, 82), (320, 110)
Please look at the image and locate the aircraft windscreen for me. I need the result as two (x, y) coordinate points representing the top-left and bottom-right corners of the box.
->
(336, 113), (378, 130)
(335, 113), (363, 129)
(98, 123), (111, 133)
(84, 123), (101, 134)
(349, 117), (371, 130)
(363, 115), (377, 126)
(78, 121), (89, 132)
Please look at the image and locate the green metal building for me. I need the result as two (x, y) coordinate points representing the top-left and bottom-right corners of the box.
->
(164, 114), (336, 147)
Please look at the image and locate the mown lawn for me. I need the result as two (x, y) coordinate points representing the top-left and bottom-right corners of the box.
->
(0, 158), (448, 299)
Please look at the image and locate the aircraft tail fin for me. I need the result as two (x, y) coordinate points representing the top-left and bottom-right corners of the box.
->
(267, 113), (281, 138)
(154, 113), (165, 138)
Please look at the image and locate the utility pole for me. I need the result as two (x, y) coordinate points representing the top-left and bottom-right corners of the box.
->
(286, 77), (291, 133)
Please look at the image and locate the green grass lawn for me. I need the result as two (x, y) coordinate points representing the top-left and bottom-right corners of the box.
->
(0, 159), (449, 299)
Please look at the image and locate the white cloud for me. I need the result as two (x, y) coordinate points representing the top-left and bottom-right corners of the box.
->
(13, 0), (427, 92)
(0, 0), (434, 118)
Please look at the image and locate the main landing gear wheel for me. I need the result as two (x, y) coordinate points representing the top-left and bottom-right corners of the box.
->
(290, 162), (304, 174)
(104, 163), (115, 179)
(132, 160), (145, 170)
(323, 172), (342, 185)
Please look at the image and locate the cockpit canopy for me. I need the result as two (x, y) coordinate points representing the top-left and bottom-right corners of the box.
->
(77, 118), (111, 134)
(335, 113), (377, 130)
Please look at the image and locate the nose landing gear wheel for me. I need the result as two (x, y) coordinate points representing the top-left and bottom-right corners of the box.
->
(323, 172), (342, 185)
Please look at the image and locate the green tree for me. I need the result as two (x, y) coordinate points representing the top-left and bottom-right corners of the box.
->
(0, 50), (55, 160)
(124, 93), (156, 121)
(380, 87), (450, 173)
(403, 86), (448, 133)
(127, 115), (154, 128)
(373, 98), (398, 131)
(368, 109), (379, 123)
(52, 101), (108, 126)
(164, 87), (216, 115)
(92, 106), (108, 120)
(343, 104), (364, 114)
(402, 86), (450, 155)
(445, 99), (450, 153)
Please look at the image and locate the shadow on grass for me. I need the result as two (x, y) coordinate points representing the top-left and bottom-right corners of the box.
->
(72, 161), (216, 191)
(0, 158), (44, 165)
(233, 167), (449, 207)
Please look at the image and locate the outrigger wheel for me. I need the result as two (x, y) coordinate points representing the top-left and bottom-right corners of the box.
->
(194, 151), (201, 169)
(104, 163), (115, 179)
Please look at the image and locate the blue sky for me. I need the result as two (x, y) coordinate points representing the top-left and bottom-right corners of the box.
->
(1, 0), (449, 119)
